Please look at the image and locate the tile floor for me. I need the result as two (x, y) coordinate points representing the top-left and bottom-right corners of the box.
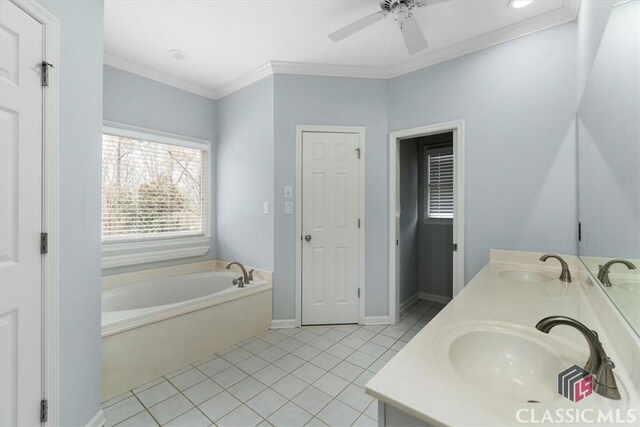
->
(102, 300), (446, 427)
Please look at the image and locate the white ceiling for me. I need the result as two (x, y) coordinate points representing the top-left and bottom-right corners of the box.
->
(104, 0), (579, 99)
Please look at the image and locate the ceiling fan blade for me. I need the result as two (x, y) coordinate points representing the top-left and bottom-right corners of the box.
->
(415, 0), (449, 6)
(328, 10), (385, 42)
(400, 15), (428, 55)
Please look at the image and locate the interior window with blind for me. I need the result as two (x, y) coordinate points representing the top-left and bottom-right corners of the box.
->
(425, 146), (454, 220)
(101, 128), (208, 242)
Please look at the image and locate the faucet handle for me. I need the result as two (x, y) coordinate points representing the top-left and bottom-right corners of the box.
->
(233, 277), (244, 287)
(248, 269), (254, 281)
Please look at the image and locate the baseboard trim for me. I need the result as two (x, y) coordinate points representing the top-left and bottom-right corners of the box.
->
(86, 409), (105, 427)
(399, 294), (420, 315)
(270, 319), (297, 329)
(419, 292), (452, 304)
(363, 316), (391, 325)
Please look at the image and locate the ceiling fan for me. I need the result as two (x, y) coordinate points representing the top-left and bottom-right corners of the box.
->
(328, 0), (447, 55)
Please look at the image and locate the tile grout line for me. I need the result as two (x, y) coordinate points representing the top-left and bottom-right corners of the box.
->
(105, 302), (443, 427)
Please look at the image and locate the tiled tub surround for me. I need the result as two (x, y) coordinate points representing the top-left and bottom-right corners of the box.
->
(102, 301), (445, 426)
(102, 262), (273, 401)
(367, 250), (640, 426)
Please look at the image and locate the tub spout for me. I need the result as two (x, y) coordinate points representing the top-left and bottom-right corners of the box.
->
(226, 262), (250, 285)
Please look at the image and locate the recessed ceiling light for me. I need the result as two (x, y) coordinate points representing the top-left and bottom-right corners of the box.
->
(508, 0), (535, 8)
(168, 49), (188, 61)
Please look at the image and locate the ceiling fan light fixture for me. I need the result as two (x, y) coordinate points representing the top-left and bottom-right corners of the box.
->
(508, 0), (535, 8)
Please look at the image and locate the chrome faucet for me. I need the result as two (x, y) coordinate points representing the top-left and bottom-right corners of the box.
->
(539, 254), (572, 283)
(597, 259), (637, 287)
(536, 316), (620, 399)
(226, 262), (250, 286)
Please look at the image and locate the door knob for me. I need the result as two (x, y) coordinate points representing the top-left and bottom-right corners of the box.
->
(304, 235), (312, 242)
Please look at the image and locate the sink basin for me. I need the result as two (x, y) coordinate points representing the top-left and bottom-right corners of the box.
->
(616, 281), (639, 294)
(434, 322), (585, 403)
(499, 269), (554, 283)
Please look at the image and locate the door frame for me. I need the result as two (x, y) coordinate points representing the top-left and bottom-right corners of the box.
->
(9, 0), (60, 424)
(388, 120), (465, 324)
(295, 125), (366, 327)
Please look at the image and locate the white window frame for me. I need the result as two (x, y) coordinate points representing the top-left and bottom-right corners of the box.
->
(423, 145), (454, 223)
(101, 121), (212, 268)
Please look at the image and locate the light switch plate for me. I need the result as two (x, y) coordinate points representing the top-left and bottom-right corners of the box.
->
(284, 202), (293, 214)
(284, 186), (293, 199)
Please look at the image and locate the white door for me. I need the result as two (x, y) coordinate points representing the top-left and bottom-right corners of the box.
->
(302, 131), (361, 325)
(0, 1), (44, 425)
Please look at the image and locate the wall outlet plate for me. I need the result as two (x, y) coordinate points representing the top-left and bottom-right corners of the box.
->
(284, 186), (293, 199)
(284, 202), (293, 214)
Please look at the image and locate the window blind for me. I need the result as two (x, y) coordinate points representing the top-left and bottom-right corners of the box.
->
(101, 133), (207, 241)
(426, 149), (454, 219)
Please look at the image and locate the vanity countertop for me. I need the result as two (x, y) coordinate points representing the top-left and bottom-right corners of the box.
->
(365, 250), (640, 426)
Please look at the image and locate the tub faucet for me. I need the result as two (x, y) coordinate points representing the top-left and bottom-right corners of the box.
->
(536, 315), (620, 400)
(226, 262), (250, 285)
(597, 259), (637, 287)
(539, 254), (572, 283)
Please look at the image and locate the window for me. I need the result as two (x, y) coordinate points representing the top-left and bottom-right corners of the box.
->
(425, 147), (454, 220)
(101, 125), (209, 243)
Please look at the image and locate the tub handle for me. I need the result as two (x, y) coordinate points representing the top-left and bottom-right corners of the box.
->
(248, 269), (254, 281)
(233, 277), (245, 288)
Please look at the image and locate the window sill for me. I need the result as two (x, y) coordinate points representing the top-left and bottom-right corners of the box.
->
(101, 235), (211, 269)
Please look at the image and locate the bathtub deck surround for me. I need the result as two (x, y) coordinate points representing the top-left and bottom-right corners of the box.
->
(102, 262), (273, 401)
(101, 301), (444, 427)
(366, 250), (640, 426)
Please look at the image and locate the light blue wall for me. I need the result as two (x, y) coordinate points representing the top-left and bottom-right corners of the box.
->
(388, 21), (579, 282)
(576, 0), (615, 106)
(216, 76), (275, 270)
(273, 75), (389, 319)
(37, 0), (104, 425)
(577, 1), (640, 259)
(102, 66), (217, 274)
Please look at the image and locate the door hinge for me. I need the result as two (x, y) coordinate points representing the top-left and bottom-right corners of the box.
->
(357, 219), (361, 228)
(41, 61), (53, 87)
(41, 232), (48, 254)
(40, 399), (48, 423)
(355, 148), (361, 159)
(396, 239), (399, 246)
(357, 288), (361, 298)
(453, 243), (458, 252)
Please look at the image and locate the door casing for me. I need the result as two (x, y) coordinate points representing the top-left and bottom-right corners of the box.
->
(295, 125), (366, 327)
(388, 120), (465, 325)
(8, 0), (60, 424)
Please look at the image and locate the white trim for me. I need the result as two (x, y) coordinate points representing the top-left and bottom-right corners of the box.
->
(389, 120), (465, 326)
(102, 235), (211, 251)
(103, 121), (211, 151)
(363, 316), (391, 326)
(85, 409), (105, 427)
(102, 245), (210, 269)
(214, 62), (275, 99)
(418, 292), (452, 304)
(10, 1), (60, 425)
(295, 125), (366, 327)
(104, 53), (216, 99)
(400, 294), (420, 315)
(103, 1), (579, 100)
(270, 319), (297, 329)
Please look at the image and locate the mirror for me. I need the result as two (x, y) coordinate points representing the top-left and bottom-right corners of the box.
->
(577, 2), (640, 333)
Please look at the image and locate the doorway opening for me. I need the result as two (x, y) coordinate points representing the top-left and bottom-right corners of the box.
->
(388, 121), (465, 324)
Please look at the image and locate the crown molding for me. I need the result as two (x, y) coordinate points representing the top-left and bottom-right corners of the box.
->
(104, 0), (579, 100)
(104, 53), (216, 99)
(212, 62), (275, 99)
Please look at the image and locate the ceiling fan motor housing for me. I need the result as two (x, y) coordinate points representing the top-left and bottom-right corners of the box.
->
(380, 0), (419, 12)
